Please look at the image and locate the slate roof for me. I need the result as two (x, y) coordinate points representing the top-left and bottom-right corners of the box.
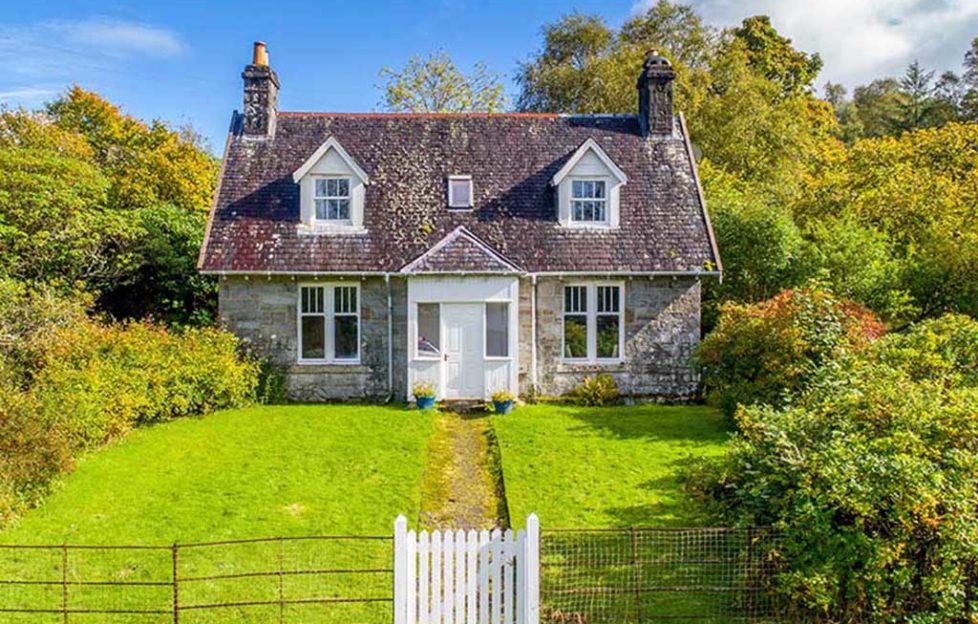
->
(198, 112), (721, 275)
(401, 226), (522, 274)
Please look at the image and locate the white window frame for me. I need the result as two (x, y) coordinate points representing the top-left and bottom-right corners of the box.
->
(447, 175), (474, 209)
(414, 302), (442, 361)
(297, 282), (361, 365)
(313, 176), (352, 223)
(483, 300), (512, 361)
(561, 282), (624, 364)
(570, 178), (609, 225)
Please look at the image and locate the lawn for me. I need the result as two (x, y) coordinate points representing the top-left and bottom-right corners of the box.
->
(492, 403), (730, 529)
(0, 405), (433, 624)
(2, 405), (434, 544)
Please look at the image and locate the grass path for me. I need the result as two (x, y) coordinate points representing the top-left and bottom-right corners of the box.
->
(418, 413), (503, 530)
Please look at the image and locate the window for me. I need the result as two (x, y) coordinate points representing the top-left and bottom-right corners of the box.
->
(486, 302), (509, 358)
(299, 284), (360, 363)
(562, 284), (623, 362)
(417, 303), (441, 357)
(448, 176), (473, 209)
(314, 177), (351, 221)
(570, 179), (607, 223)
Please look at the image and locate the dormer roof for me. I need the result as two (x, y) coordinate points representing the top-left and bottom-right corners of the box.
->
(292, 136), (370, 184)
(551, 137), (628, 186)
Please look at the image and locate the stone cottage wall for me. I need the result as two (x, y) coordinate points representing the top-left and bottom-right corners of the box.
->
(518, 277), (701, 400)
(218, 276), (407, 401)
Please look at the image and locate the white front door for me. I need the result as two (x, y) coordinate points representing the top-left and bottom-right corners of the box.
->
(442, 303), (484, 399)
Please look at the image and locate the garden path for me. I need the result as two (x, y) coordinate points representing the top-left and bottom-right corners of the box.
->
(418, 412), (507, 530)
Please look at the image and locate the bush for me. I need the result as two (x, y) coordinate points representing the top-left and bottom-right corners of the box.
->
(687, 314), (978, 622)
(34, 320), (259, 449)
(0, 371), (72, 526)
(697, 287), (884, 418)
(568, 374), (621, 406)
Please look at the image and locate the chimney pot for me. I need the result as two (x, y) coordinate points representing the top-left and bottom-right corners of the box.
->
(253, 41), (268, 66)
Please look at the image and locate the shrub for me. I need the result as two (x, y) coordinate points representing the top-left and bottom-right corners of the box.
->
(0, 371), (72, 526)
(697, 287), (884, 418)
(569, 374), (620, 406)
(687, 314), (978, 623)
(34, 320), (259, 449)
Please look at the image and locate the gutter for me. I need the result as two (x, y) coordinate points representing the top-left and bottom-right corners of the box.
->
(385, 273), (394, 403)
(530, 274), (538, 395)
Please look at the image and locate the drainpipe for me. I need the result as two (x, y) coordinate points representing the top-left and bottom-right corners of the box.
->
(530, 274), (538, 395)
(385, 273), (394, 403)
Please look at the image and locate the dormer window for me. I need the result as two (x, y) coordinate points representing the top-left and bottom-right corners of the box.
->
(315, 177), (351, 221)
(447, 175), (473, 209)
(571, 179), (607, 223)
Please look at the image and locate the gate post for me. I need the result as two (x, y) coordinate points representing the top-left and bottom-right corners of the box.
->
(394, 515), (408, 624)
(523, 514), (540, 624)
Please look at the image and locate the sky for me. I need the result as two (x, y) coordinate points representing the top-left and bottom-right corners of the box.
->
(1, 0), (977, 152)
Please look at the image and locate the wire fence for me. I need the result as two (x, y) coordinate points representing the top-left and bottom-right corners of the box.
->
(0, 536), (393, 624)
(0, 527), (785, 624)
(539, 527), (784, 624)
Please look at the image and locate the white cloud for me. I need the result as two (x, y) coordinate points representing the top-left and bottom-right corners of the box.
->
(0, 17), (186, 109)
(54, 18), (187, 59)
(631, 0), (978, 89)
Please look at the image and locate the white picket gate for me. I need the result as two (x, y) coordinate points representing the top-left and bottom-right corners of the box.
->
(393, 514), (539, 624)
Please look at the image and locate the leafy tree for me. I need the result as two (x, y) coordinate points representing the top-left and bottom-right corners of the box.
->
(851, 78), (904, 138)
(731, 15), (822, 97)
(620, 0), (716, 69)
(823, 82), (864, 143)
(961, 37), (978, 120)
(379, 51), (506, 113)
(700, 162), (811, 328)
(1, 88), (219, 325)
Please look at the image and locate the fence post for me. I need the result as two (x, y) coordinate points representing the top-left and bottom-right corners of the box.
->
(61, 543), (68, 624)
(524, 514), (539, 624)
(172, 543), (179, 624)
(394, 515), (408, 624)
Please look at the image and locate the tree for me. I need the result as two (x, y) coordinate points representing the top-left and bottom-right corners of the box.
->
(378, 51), (506, 113)
(851, 78), (904, 138)
(823, 82), (863, 143)
(960, 37), (978, 120)
(894, 60), (936, 132)
(731, 15), (822, 97)
(620, 0), (716, 69)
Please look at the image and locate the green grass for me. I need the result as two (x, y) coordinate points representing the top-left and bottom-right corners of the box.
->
(3, 405), (434, 543)
(0, 405), (433, 624)
(492, 403), (730, 528)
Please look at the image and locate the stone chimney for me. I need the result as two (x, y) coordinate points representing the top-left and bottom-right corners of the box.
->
(242, 41), (279, 138)
(637, 51), (675, 137)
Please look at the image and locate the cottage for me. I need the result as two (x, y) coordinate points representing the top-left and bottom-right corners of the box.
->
(198, 43), (721, 402)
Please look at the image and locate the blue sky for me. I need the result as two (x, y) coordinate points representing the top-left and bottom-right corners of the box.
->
(2, 0), (977, 153)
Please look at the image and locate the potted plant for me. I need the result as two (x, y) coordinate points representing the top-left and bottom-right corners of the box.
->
(413, 382), (437, 410)
(492, 390), (517, 415)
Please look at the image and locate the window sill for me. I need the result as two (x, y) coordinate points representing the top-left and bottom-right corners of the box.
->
(564, 223), (615, 230)
(558, 359), (625, 371)
(293, 361), (365, 371)
(298, 222), (366, 236)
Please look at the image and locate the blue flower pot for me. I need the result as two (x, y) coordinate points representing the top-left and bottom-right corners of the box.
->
(416, 396), (436, 410)
(493, 400), (515, 415)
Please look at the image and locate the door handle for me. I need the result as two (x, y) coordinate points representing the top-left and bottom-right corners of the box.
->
(443, 353), (448, 362)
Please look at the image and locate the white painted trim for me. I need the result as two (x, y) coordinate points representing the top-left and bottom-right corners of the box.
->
(292, 136), (370, 184)
(551, 138), (627, 186)
(447, 175), (474, 209)
(296, 282), (362, 365)
(400, 226), (523, 274)
(560, 281), (626, 365)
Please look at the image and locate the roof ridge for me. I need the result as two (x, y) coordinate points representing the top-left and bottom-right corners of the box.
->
(278, 111), (560, 119)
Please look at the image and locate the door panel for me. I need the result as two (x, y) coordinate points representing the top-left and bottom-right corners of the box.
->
(442, 303), (484, 399)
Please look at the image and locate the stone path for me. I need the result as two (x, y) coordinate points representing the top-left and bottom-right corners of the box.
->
(419, 412), (505, 530)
